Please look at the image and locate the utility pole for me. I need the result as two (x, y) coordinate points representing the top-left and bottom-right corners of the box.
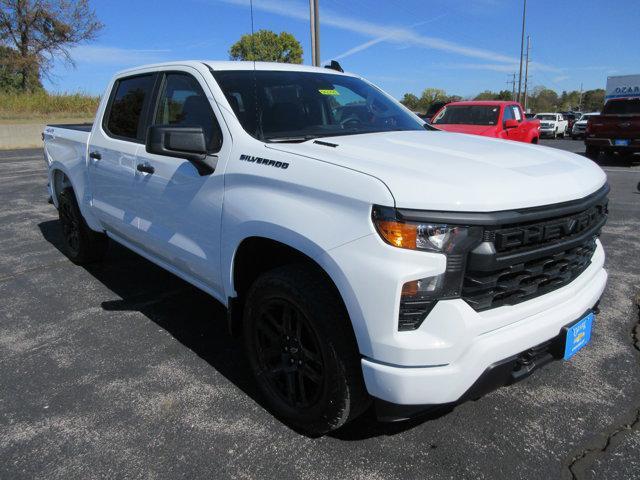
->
(523, 35), (531, 111)
(517, 0), (527, 103)
(507, 73), (517, 100)
(309, 0), (321, 66)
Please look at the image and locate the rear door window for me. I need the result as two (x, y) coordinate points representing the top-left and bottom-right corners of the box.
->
(105, 74), (155, 141)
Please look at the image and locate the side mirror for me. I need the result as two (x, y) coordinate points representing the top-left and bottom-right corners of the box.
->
(504, 119), (519, 129)
(146, 125), (217, 176)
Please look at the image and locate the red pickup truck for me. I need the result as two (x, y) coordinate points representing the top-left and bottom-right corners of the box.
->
(585, 98), (640, 159)
(431, 101), (540, 143)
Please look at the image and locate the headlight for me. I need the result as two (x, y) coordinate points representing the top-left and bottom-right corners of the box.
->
(372, 206), (484, 330)
(372, 205), (481, 254)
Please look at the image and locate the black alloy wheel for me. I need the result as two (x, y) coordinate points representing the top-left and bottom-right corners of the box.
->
(253, 298), (324, 409)
(59, 196), (81, 256)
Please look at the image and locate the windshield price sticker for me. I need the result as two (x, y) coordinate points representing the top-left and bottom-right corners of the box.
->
(318, 89), (339, 95)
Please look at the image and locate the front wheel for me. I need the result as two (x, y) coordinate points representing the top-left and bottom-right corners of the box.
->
(243, 264), (369, 435)
(58, 187), (108, 264)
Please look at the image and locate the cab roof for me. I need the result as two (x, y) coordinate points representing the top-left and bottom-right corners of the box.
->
(445, 100), (519, 106)
(115, 60), (355, 77)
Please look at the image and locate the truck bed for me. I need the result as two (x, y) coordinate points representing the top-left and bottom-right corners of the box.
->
(46, 123), (93, 132)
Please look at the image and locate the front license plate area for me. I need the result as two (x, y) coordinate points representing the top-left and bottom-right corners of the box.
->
(614, 139), (630, 146)
(563, 312), (594, 360)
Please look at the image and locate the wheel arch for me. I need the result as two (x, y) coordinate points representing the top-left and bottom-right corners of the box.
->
(48, 162), (102, 232)
(227, 234), (365, 353)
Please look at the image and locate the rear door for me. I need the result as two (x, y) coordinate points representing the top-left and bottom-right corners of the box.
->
(88, 73), (157, 241)
(132, 67), (230, 295)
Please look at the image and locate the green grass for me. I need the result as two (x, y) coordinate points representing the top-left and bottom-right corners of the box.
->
(0, 91), (99, 121)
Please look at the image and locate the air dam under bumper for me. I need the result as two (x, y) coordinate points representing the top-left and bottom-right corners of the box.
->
(361, 251), (607, 406)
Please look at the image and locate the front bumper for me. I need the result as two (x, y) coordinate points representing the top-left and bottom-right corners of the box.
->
(360, 242), (606, 405)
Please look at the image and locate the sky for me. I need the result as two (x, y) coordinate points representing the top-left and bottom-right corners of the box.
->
(45, 0), (640, 100)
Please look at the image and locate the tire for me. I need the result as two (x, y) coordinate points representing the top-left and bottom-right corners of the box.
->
(531, 137), (539, 144)
(243, 264), (369, 435)
(585, 145), (600, 160)
(58, 187), (108, 264)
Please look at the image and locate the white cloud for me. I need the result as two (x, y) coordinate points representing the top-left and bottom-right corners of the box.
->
(217, 0), (557, 68)
(69, 45), (171, 66)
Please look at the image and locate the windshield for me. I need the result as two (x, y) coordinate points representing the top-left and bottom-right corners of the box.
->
(211, 70), (424, 141)
(431, 105), (500, 126)
(603, 98), (640, 115)
(535, 114), (556, 121)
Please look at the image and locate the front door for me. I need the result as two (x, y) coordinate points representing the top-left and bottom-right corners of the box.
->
(88, 73), (156, 242)
(504, 104), (527, 142)
(132, 68), (230, 296)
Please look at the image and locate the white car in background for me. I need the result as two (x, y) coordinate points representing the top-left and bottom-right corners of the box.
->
(572, 112), (601, 139)
(535, 112), (569, 138)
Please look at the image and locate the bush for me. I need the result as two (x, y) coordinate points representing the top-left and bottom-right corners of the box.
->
(0, 91), (100, 120)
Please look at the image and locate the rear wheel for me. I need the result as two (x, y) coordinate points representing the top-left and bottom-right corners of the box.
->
(58, 187), (108, 264)
(243, 264), (369, 435)
(585, 145), (600, 160)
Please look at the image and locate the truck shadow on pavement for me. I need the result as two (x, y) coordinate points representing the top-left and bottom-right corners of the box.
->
(38, 219), (445, 440)
(583, 152), (640, 168)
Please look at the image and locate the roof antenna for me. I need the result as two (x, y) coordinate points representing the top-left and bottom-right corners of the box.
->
(324, 60), (343, 73)
(249, 0), (264, 141)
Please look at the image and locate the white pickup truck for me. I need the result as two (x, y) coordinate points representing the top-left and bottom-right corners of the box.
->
(534, 112), (569, 138)
(43, 61), (608, 434)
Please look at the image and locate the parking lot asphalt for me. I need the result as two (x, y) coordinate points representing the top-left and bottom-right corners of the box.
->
(1, 142), (639, 480)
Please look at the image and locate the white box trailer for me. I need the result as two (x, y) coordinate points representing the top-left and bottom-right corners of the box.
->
(605, 74), (640, 102)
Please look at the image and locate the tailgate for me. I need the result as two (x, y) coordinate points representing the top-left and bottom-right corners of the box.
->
(588, 115), (640, 139)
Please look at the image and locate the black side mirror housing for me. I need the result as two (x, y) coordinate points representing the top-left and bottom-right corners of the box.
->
(146, 125), (217, 175)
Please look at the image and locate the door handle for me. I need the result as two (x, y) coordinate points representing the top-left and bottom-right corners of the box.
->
(89, 151), (101, 160)
(136, 163), (155, 174)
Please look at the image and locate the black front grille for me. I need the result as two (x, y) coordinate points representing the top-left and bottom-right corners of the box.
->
(462, 240), (596, 311)
(461, 190), (607, 312)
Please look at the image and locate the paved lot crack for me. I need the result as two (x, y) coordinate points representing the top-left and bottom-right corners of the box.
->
(565, 293), (640, 479)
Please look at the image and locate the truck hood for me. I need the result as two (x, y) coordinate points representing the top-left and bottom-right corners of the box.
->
(267, 130), (607, 211)
(430, 124), (497, 136)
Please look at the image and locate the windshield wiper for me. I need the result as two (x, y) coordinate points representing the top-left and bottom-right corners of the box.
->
(265, 135), (320, 143)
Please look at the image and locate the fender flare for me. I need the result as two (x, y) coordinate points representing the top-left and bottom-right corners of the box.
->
(224, 224), (371, 353)
(48, 161), (102, 232)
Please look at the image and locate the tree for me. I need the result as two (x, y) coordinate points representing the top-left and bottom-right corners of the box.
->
(474, 90), (513, 101)
(417, 87), (447, 111)
(0, 44), (25, 91)
(559, 90), (581, 111)
(529, 86), (559, 112)
(0, 0), (103, 91)
(582, 89), (605, 112)
(229, 30), (303, 64)
(400, 93), (420, 111)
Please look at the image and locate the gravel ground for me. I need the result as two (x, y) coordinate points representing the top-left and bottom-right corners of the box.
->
(0, 143), (639, 480)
